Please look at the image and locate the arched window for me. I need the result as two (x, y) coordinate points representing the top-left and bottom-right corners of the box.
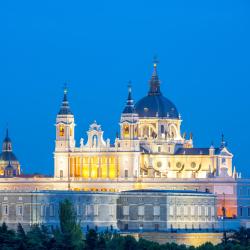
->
(59, 125), (65, 137)
(161, 125), (164, 133)
(123, 125), (129, 137)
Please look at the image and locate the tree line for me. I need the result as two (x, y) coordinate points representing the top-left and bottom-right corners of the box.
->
(0, 199), (249, 250)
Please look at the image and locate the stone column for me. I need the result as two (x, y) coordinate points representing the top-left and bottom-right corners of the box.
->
(98, 156), (101, 178)
(107, 157), (110, 179)
(88, 157), (91, 178)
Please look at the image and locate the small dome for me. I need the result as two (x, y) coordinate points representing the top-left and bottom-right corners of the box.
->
(135, 95), (179, 119)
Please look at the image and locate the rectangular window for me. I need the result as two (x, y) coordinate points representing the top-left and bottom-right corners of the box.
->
(60, 170), (63, 178)
(138, 206), (144, 216)
(109, 206), (114, 216)
(3, 205), (8, 215)
(169, 206), (174, 216)
(94, 205), (98, 216)
(198, 206), (201, 216)
(205, 207), (208, 217)
(123, 206), (129, 216)
(17, 205), (23, 216)
(176, 206), (180, 216)
(49, 204), (54, 217)
(211, 207), (215, 217)
(41, 205), (45, 217)
(86, 205), (92, 216)
(124, 170), (128, 178)
(239, 207), (243, 217)
(184, 206), (188, 216)
(153, 206), (160, 216)
(248, 207), (250, 217)
(191, 206), (195, 216)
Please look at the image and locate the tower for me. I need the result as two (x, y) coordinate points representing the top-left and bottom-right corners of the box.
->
(118, 84), (140, 178)
(54, 88), (75, 179)
(120, 84), (139, 143)
(55, 88), (75, 151)
(0, 129), (20, 176)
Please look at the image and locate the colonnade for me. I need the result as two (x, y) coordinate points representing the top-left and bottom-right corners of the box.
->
(69, 156), (119, 179)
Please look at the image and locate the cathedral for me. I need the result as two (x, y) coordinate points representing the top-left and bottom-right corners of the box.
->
(0, 61), (249, 232)
(55, 62), (234, 181)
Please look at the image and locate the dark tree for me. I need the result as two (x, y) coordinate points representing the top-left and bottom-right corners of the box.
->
(55, 199), (84, 250)
(0, 222), (17, 249)
(85, 229), (98, 250)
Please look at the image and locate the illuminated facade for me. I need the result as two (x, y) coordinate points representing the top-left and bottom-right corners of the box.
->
(55, 63), (234, 181)
(0, 61), (249, 230)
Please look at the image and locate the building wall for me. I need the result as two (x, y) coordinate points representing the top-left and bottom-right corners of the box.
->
(0, 190), (216, 232)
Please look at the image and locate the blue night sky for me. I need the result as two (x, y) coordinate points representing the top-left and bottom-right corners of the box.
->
(0, 1), (249, 177)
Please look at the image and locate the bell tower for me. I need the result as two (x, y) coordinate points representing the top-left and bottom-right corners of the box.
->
(120, 84), (139, 142)
(54, 87), (75, 179)
(55, 87), (75, 152)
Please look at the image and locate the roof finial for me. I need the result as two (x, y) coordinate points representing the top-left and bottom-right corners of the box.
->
(149, 56), (161, 95)
(128, 80), (132, 100)
(153, 55), (159, 69)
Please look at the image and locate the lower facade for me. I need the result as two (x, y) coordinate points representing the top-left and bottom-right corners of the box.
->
(0, 190), (217, 232)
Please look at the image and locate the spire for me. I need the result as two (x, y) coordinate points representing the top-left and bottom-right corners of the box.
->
(220, 133), (227, 149)
(4, 128), (10, 142)
(148, 56), (161, 96)
(2, 128), (12, 152)
(58, 85), (73, 115)
(122, 82), (136, 114)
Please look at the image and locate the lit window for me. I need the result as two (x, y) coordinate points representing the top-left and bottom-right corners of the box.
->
(59, 125), (64, 137)
(123, 125), (129, 137)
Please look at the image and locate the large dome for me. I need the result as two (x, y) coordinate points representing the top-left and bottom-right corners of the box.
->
(135, 63), (179, 119)
(135, 94), (179, 119)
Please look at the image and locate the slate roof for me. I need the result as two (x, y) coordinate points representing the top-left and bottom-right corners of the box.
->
(175, 147), (221, 155)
